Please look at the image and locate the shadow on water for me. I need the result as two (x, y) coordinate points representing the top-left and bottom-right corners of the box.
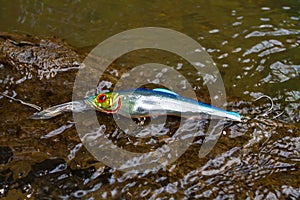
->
(0, 0), (299, 199)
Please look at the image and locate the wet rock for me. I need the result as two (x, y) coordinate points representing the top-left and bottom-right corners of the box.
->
(0, 32), (118, 111)
(32, 158), (67, 177)
(0, 32), (85, 80)
(72, 166), (96, 180)
(0, 169), (13, 197)
(0, 146), (13, 164)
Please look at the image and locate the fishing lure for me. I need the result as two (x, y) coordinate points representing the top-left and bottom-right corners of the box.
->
(29, 88), (241, 121)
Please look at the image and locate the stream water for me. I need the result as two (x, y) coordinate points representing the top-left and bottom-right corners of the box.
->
(0, 1), (299, 199)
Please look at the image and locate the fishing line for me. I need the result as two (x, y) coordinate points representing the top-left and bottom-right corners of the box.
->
(0, 92), (42, 111)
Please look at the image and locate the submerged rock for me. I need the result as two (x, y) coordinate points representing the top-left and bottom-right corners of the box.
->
(0, 32), (85, 80)
(0, 146), (13, 164)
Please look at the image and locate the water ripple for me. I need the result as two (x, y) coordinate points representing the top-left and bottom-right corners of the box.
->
(245, 28), (300, 38)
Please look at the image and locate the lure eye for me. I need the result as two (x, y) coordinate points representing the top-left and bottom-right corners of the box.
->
(97, 94), (106, 103)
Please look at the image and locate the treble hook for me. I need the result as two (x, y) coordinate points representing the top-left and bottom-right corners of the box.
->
(254, 95), (274, 117)
(238, 95), (285, 123)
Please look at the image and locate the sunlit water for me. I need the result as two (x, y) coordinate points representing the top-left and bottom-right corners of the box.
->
(0, 1), (299, 199)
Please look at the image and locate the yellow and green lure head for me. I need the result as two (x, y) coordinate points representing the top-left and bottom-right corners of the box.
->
(86, 92), (122, 113)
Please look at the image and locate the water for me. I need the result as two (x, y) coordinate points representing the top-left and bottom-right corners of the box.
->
(0, 0), (299, 199)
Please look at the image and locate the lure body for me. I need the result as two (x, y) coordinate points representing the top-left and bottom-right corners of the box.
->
(30, 88), (241, 121)
(93, 88), (241, 121)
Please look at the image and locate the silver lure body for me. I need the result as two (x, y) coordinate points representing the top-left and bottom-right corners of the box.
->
(116, 89), (241, 121)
